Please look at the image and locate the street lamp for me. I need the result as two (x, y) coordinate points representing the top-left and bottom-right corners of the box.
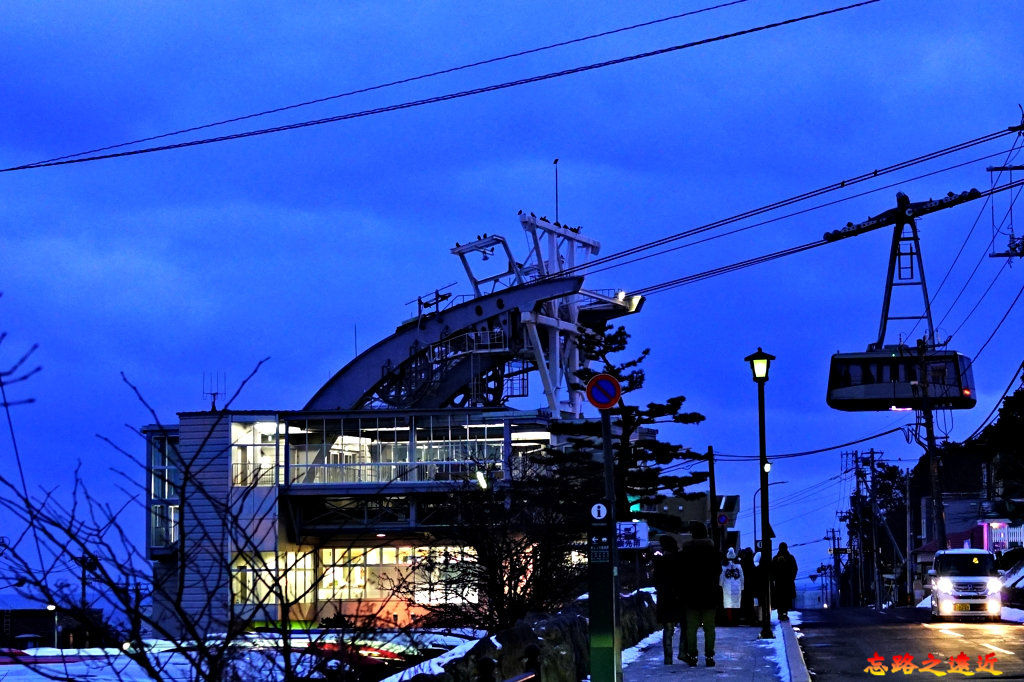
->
(46, 604), (57, 648)
(745, 347), (775, 640)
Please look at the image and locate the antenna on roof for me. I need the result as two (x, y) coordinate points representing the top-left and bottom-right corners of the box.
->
(202, 371), (226, 411)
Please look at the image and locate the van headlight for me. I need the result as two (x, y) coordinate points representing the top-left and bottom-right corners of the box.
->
(987, 577), (1002, 594)
(935, 577), (953, 593)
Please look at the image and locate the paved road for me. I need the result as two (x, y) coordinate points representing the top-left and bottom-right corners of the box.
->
(800, 607), (1024, 678)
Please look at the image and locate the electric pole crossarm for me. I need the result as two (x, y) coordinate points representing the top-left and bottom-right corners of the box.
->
(823, 189), (982, 242)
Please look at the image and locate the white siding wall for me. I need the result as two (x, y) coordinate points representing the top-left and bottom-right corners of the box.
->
(178, 413), (233, 636)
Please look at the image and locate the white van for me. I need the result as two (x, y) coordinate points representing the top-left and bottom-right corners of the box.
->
(929, 548), (1002, 621)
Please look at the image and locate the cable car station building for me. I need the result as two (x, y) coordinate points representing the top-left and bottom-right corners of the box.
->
(144, 215), (645, 635)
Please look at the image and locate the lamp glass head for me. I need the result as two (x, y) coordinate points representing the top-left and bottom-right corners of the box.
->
(744, 347), (775, 381)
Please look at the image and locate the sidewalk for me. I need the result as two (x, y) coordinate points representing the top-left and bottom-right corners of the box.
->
(622, 614), (810, 681)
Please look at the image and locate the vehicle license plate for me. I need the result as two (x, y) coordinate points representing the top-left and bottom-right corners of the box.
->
(953, 603), (971, 612)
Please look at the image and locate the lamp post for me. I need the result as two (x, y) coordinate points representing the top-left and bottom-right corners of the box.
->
(752, 481), (788, 549)
(46, 604), (57, 648)
(745, 347), (775, 640)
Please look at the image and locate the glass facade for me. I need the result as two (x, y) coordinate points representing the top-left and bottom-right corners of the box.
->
(231, 545), (477, 607)
(219, 411), (549, 489)
(284, 413), (543, 486)
(231, 420), (281, 487)
(148, 433), (180, 549)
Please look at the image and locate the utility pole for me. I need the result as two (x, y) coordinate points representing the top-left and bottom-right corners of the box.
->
(850, 451), (865, 606)
(867, 449), (882, 609)
(916, 340), (948, 549)
(707, 446), (719, 553)
(906, 469), (914, 605)
(827, 528), (842, 607)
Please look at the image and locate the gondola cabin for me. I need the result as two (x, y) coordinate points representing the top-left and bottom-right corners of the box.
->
(827, 347), (976, 412)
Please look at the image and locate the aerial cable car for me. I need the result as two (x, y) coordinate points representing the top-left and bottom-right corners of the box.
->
(823, 191), (979, 412)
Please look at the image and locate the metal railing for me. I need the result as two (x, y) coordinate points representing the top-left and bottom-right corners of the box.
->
(286, 459), (500, 486)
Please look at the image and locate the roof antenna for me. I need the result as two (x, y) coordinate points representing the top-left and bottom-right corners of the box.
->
(553, 158), (559, 224)
(203, 371), (225, 411)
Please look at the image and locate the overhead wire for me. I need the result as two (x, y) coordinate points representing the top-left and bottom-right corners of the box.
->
(936, 172), (1024, 336)
(633, 178), (1024, 297)
(948, 259), (1010, 340)
(972, 279), (1024, 364)
(734, 473), (844, 523)
(945, 183), (1024, 338)
(928, 139), (1024, 323)
(582, 146), (1019, 281)
(563, 127), (1019, 279)
(706, 427), (906, 461)
(19, 0), (753, 168)
(965, 361), (1024, 441)
(1, 0), (883, 173)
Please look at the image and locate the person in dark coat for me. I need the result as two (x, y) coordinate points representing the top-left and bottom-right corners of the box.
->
(739, 547), (757, 624)
(772, 542), (798, 621)
(678, 522), (722, 667)
(653, 535), (682, 664)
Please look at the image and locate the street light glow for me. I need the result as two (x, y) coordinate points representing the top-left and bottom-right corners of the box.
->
(744, 347), (775, 382)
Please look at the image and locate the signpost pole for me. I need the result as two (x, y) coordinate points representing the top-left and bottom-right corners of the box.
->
(586, 373), (622, 682)
(589, 408), (621, 682)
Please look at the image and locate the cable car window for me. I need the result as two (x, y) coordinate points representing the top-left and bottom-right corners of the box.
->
(860, 363), (875, 384)
(880, 363), (894, 383)
(927, 361), (950, 387)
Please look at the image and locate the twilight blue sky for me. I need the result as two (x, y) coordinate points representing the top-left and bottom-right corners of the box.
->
(2, 0), (1022, 579)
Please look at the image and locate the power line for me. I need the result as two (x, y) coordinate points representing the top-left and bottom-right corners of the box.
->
(20, 0), (753, 167)
(1, 0), (882, 174)
(972, 279), (1024, 364)
(948, 259), (1010, 340)
(965, 361), (1024, 441)
(705, 427), (907, 461)
(937, 181), (1024, 337)
(930, 140), (1024, 330)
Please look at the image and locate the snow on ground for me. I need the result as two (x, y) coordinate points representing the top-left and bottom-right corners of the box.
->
(1001, 607), (1024, 622)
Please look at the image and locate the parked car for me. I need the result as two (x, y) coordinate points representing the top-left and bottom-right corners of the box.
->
(999, 558), (1024, 609)
(929, 548), (1002, 621)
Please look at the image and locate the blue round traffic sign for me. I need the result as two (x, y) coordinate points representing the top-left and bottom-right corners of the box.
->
(586, 373), (621, 410)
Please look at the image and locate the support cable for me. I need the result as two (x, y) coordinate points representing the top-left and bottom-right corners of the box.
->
(1, 0), (882, 173)
(584, 146), (1015, 281)
(18, 0), (753, 168)
(634, 179), (1024, 297)
(563, 127), (1019, 278)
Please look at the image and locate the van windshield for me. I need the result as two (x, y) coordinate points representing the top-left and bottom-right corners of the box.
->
(934, 553), (997, 577)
